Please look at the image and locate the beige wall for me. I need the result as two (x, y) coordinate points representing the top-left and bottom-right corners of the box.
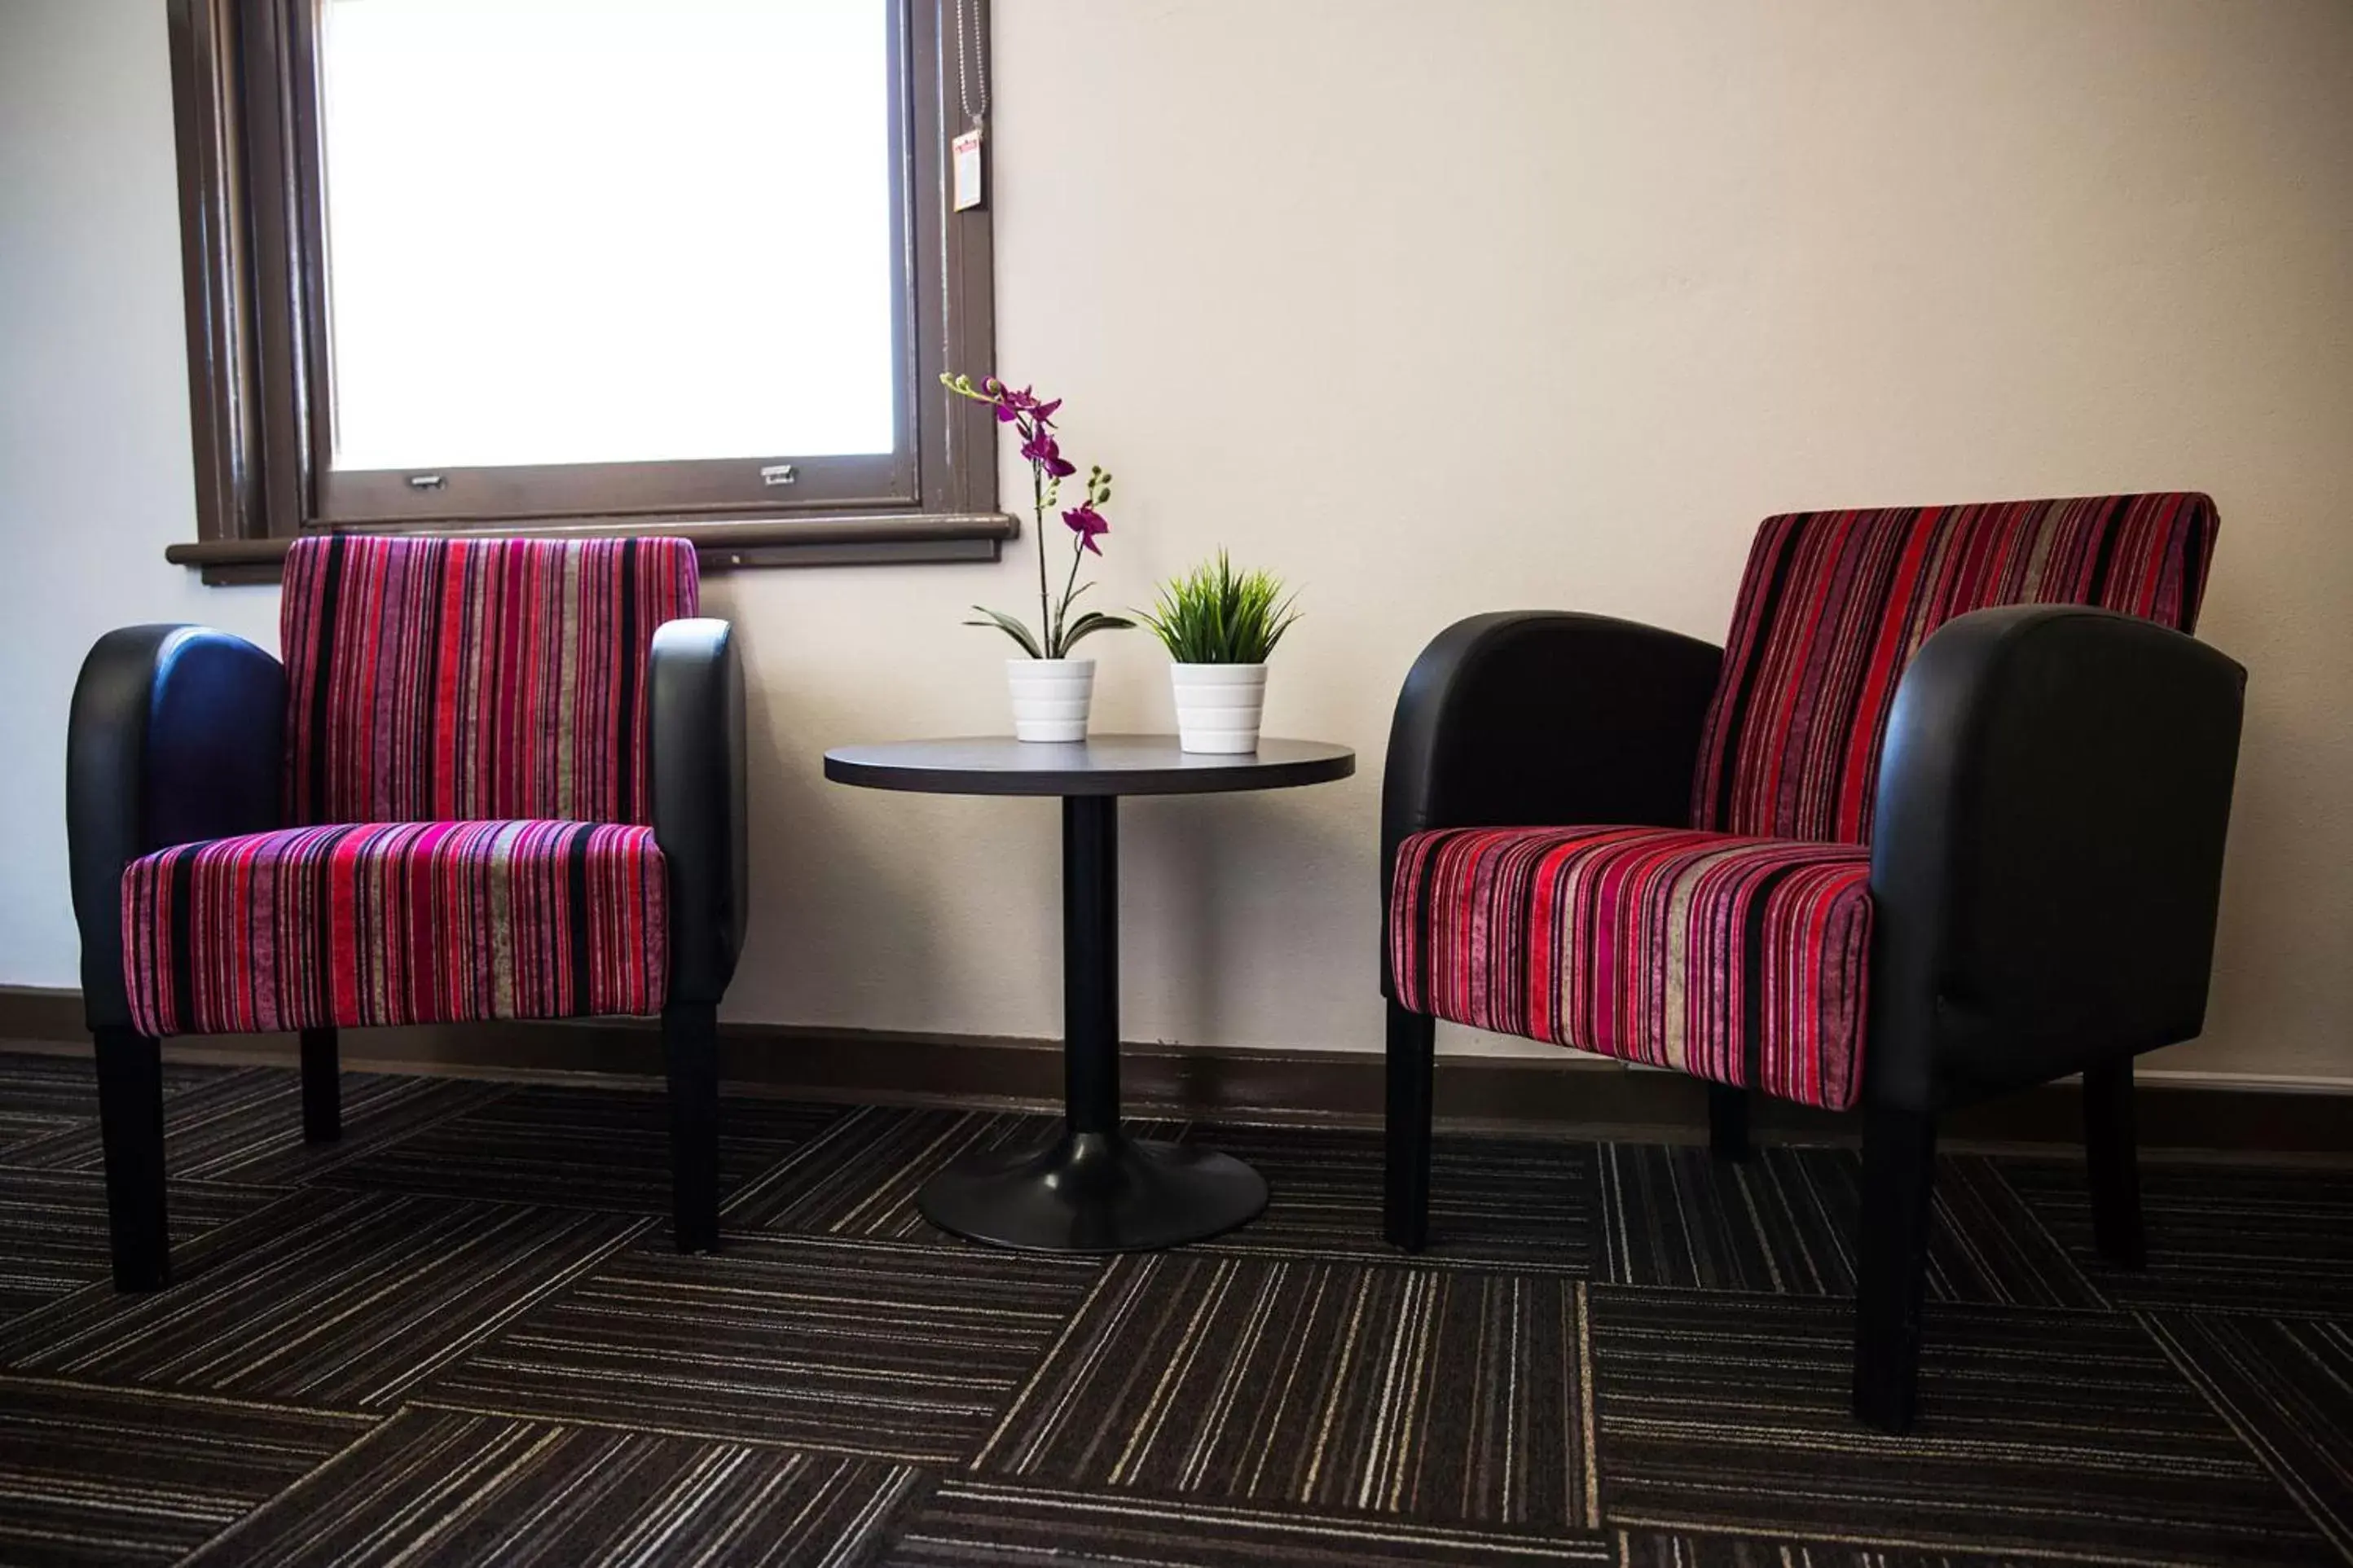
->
(3, 0), (2349, 1083)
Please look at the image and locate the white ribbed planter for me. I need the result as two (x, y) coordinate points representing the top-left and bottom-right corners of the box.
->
(1170, 662), (1268, 753)
(1006, 657), (1096, 742)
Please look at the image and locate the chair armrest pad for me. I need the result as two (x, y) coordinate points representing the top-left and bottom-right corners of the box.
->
(68, 626), (284, 1029)
(1867, 604), (2245, 1109)
(649, 617), (747, 1005)
(1380, 611), (1724, 990)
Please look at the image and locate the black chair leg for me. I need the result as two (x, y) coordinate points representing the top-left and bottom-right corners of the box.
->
(1854, 1104), (1936, 1434)
(664, 1000), (720, 1253)
(1384, 999), (1435, 1252)
(300, 1026), (341, 1143)
(1709, 1082), (1753, 1161)
(95, 1026), (169, 1291)
(2083, 1059), (2145, 1268)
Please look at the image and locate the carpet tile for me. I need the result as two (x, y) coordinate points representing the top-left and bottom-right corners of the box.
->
(0, 1109), (81, 1161)
(1613, 1530), (2052, 1566)
(2143, 1312), (2353, 1559)
(0, 1187), (644, 1408)
(884, 1478), (1612, 1566)
(1187, 1121), (1594, 1272)
(2006, 1160), (2353, 1316)
(724, 1105), (1184, 1238)
(6, 1067), (508, 1184)
(183, 1406), (930, 1568)
(313, 1083), (849, 1214)
(0, 1052), (222, 1157)
(1596, 1144), (2103, 1307)
(0, 1049), (2347, 1565)
(1589, 1286), (2337, 1564)
(422, 1231), (1102, 1465)
(0, 1374), (369, 1567)
(979, 1252), (1598, 1532)
(0, 1169), (281, 1320)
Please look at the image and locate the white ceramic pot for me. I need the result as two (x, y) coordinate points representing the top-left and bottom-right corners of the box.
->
(1006, 657), (1096, 742)
(1170, 662), (1268, 753)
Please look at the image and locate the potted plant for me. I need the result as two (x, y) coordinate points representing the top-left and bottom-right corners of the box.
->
(1137, 552), (1302, 753)
(943, 372), (1132, 741)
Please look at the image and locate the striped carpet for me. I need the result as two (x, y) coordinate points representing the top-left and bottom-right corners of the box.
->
(1595, 1144), (2106, 1307)
(0, 1170), (277, 1320)
(0, 1048), (2346, 1566)
(0, 1056), (224, 1162)
(720, 1107), (1185, 1239)
(6, 1069), (506, 1186)
(182, 1408), (930, 1568)
(311, 1085), (849, 1214)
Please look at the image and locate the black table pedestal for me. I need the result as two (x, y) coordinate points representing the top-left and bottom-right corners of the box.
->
(916, 796), (1269, 1252)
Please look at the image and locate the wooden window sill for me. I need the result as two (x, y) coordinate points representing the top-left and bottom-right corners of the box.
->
(167, 512), (1020, 585)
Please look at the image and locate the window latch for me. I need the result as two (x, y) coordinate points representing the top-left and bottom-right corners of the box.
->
(760, 464), (798, 487)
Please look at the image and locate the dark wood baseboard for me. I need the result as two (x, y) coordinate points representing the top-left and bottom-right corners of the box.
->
(2, 985), (2345, 1159)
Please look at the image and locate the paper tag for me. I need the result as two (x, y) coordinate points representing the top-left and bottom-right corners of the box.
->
(952, 128), (984, 211)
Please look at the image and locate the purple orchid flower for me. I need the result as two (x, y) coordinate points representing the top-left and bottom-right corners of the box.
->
(984, 380), (1060, 429)
(1062, 504), (1110, 555)
(1022, 430), (1078, 478)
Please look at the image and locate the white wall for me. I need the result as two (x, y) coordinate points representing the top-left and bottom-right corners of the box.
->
(3, 0), (2349, 1083)
(0, 0), (283, 988)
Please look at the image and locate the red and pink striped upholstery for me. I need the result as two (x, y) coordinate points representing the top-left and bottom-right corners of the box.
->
(1691, 494), (2214, 844)
(1390, 494), (2217, 1109)
(121, 821), (667, 1036)
(121, 534), (696, 1037)
(282, 534), (698, 827)
(1391, 828), (1872, 1108)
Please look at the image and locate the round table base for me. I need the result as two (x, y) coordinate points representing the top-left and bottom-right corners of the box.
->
(917, 1131), (1269, 1254)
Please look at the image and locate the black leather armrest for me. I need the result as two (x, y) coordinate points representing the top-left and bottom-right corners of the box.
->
(1866, 604), (2245, 1111)
(649, 617), (746, 1006)
(1381, 612), (1725, 991)
(68, 626), (285, 1030)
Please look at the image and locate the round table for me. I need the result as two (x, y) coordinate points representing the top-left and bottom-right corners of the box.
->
(822, 735), (1357, 1253)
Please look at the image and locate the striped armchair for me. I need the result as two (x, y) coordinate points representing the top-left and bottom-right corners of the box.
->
(1380, 494), (2244, 1433)
(68, 535), (745, 1288)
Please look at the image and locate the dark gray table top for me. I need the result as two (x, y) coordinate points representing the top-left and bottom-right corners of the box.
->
(822, 735), (1356, 797)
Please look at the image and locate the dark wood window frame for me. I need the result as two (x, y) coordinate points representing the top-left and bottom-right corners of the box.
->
(165, 0), (1005, 584)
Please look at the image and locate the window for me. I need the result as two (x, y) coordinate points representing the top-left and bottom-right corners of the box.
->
(166, 0), (1001, 581)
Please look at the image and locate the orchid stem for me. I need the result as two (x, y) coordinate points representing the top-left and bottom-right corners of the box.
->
(1027, 429), (1051, 657)
(1054, 525), (1086, 654)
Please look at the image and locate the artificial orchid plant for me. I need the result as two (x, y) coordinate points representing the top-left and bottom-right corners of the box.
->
(943, 371), (1132, 659)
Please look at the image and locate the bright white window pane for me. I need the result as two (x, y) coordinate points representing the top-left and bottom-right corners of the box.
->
(320, 0), (897, 472)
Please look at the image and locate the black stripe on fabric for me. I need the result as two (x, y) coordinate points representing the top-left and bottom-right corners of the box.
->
(616, 539), (640, 823)
(1401, 836), (1436, 1008)
(1736, 862), (1805, 1092)
(300, 534), (347, 825)
(166, 850), (196, 1037)
(310, 828), (358, 1027)
(473, 545), (500, 820)
(567, 826), (593, 1017)
(1409, 833), (1454, 1009)
(2175, 497), (2211, 631)
(2083, 495), (2124, 608)
(414, 542), (445, 821)
(1700, 522), (1802, 832)
(390, 827), (421, 1026)
(1811, 510), (1913, 841)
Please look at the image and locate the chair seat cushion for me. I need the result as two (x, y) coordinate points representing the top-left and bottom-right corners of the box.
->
(1389, 826), (1873, 1109)
(122, 820), (667, 1037)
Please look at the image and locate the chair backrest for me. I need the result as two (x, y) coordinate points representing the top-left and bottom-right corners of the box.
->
(1690, 492), (2216, 845)
(281, 534), (699, 827)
